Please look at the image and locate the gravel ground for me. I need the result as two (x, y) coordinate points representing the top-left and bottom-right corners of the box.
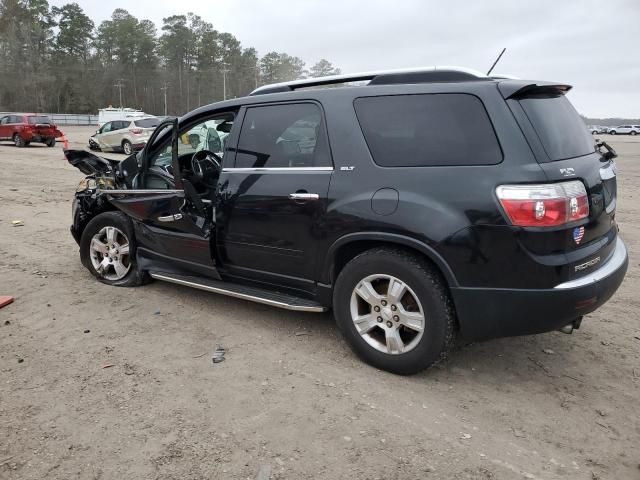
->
(0, 127), (639, 480)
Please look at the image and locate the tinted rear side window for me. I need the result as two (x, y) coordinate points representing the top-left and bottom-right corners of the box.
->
(135, 118), (160, 128)
(354, 94), (502, 167)
(519, 95), (595, 162)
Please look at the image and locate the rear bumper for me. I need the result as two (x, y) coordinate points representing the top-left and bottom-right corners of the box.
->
(451, 237), (628, 341)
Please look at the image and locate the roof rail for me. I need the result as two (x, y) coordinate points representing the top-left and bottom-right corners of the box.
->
(250, 66), (488, 95)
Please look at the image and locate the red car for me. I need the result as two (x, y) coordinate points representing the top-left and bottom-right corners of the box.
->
(0, 113), (64, 147)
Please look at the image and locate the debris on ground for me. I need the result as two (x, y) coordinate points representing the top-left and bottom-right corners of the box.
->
(83, 329), (90, 334)
(11, 220), (24, 227)
(212, 345), (226, 364)
(542, 348), (555, 355)
(0, 296), (14, 309)
(460, 433), (472, 439)
(4, 320), (10, 325)
(255, 464), (271, 480)
(101, 364), (114, 369)
(294, 331), (312, 336)
(153, 310), (161, 315)
(192, 352), (206, 358)
(17, 358), (24, 363)
(123, 363), (135, 375)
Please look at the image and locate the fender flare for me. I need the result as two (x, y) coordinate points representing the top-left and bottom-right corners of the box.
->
(322, 232), (459, 287)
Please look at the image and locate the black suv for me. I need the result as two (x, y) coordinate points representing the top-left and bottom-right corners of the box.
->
(67, 67), (628, 375)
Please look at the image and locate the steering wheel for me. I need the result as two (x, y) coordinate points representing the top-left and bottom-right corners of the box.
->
(191, 150), (222, 182)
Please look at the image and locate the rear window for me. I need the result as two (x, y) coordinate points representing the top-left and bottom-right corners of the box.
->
(135, 118), (160, 128)
(354, 94), (502, 167)
(519, 95), (595, 162)
(28, 116), (51, 124)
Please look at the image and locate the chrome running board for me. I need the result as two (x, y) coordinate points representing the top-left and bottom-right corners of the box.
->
(149, 272), (326, 312)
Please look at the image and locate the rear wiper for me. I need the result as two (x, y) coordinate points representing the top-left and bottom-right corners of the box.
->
(596, 140), (617, 161)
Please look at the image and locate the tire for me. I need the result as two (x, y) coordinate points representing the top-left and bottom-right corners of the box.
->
(333, 248), (456, 375)
(631, 131), (637, 136)
(79, 211), (147, 287)
(122, 140), (132, 155)
(13, 134), (26, 147)
(610, 130), (616, 135)
(45, 138), (56, 147)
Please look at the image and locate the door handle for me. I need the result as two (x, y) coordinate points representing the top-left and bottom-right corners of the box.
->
(158, 213), (183, 222)
(288, 193), (319, 201)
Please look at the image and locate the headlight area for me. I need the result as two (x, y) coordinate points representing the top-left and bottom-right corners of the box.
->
(76, 175), (115, 193)
(76, 177), (92, 192)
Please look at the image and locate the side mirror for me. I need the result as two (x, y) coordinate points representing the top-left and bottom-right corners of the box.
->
(217, 121), (232, 133)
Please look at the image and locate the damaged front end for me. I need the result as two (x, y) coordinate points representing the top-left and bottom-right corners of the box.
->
(66, 149), (135, 244)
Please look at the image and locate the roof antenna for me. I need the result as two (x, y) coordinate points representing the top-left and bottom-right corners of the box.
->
(486, 48), (506, 76)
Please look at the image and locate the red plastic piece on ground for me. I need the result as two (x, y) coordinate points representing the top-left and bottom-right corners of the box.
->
(0, 296), (14, 308)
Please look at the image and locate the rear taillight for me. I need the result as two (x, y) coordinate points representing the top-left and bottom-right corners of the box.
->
(130, 128), (143, 134)
(496, 180), (589, 227)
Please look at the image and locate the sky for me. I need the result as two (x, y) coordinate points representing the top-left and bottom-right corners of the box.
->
(53, 0), (640, 118)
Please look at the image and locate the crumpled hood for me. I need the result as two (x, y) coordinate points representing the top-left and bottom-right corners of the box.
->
(65, 149), (120, 176)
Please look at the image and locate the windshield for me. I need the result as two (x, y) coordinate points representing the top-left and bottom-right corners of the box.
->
(28, 116), (51, 124)
(134, 118), (160, 128)
(519, 95), (595, 162)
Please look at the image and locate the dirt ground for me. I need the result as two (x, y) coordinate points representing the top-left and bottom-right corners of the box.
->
(0, 127), (638, 480)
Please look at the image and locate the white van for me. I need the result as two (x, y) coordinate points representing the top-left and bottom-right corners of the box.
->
(98, 108), (149, 127)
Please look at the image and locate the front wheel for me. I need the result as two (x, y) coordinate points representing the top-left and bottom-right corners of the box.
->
(79, 211), (146, 287)
(45, 138), (56, 147)
(610, 130), (616, 135)
(333, 248), (455, 375)
(122, 140), (133, 155)
(14, 134), (26, 147)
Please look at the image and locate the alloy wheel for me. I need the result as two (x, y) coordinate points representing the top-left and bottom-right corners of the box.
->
(349, 274), (425, 355)
(89, 226), (131, 281)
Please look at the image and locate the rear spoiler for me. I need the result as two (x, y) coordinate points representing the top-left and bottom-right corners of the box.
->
(498, 80), (572, 100)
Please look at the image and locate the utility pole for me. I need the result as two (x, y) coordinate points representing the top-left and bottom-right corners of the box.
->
(160, 83), (169, 116)
(113, 79), (124, 109)
(221, 65), (229, 101)
(254, 63), (260, 89)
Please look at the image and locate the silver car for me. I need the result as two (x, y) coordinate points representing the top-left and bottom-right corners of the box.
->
(608, 125), (639, 135)
(92, 117), (160, 154)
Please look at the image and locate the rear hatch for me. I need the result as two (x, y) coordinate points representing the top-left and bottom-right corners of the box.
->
(28, 115), (59, 137)
(133, 118), (160, 142)
(502, 82), (618, 283)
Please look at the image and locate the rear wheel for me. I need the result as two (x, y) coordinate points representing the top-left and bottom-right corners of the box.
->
(45, 138), (56, 147)
(79, 212), (146, 287)
(122, 140), (133, 155)
(13, 134), (26, 147)
(333, 248), (455, 375)
(631, 131), (637, 136)
(610, 130), (617, 135)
